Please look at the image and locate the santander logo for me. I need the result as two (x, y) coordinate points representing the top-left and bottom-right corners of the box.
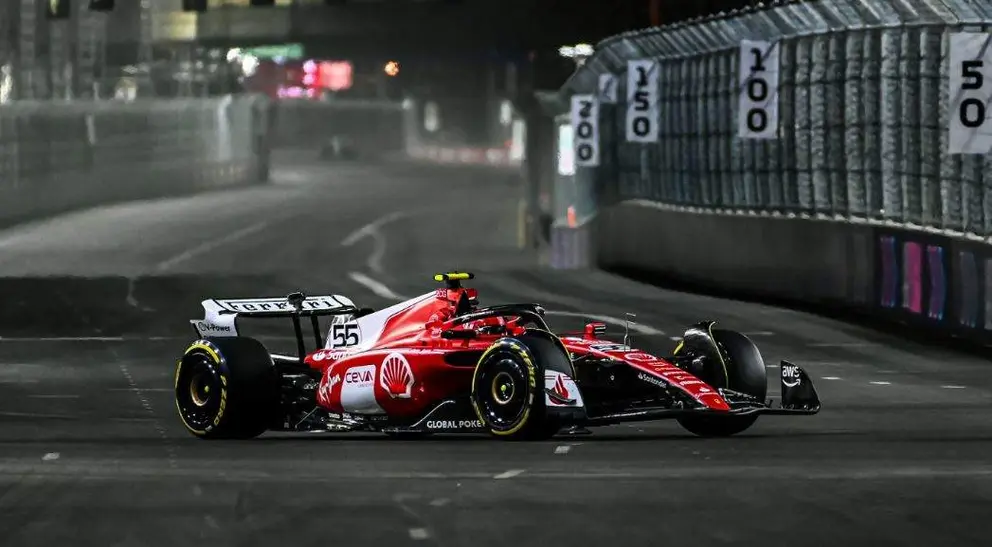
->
(380, 352), (414, 399)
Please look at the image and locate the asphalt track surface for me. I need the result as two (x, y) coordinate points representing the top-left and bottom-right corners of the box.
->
(1, 151), (991, 547)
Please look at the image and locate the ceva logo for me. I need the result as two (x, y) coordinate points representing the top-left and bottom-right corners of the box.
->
(345, 368), (374, 384)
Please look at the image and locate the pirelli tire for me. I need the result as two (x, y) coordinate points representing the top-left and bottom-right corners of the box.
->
(470, 333), (566, 441)
(677, 329), (767, 438)
(174, 337), (279, 440)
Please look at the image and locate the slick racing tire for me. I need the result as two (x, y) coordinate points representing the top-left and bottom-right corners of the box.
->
(470, 334), (565, 441)
(677, 329), (767, 438)
(174, 337), (279, 440)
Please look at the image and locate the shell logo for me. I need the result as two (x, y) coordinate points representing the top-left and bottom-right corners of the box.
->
(380, 352), (414, 399)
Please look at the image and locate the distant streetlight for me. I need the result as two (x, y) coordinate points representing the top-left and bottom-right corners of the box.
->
(384, 60), (400, 77)
(558, 43), (594, 67)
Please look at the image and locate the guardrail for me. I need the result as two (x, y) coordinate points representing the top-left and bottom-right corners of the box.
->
(538, 0), (992, 344)
(0, 95), (271, 226)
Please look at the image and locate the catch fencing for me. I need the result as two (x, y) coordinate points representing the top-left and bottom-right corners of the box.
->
(553, 0), (992, 238)
(539, 0), (992, 341)
(0, 95), (270, 225)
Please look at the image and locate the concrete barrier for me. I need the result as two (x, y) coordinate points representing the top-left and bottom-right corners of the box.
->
(593, 200), (992, 346)
(0, 96), (270, 227)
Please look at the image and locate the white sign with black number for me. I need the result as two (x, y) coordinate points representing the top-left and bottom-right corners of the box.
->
(948, 32), (992, 154)
(598, 73), (617, 104)
(738, 39), (780, 139)
(570, 94), (599, 167)
(625, 59), (659, 142)
(328, 322), (361, 348)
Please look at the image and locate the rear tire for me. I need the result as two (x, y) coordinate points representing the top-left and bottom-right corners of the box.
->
(677, 329), (767, 437)
(470, 335), (564, 441)
(174, 337), (278, 439)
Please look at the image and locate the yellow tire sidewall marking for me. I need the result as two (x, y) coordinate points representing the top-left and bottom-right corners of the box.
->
(472, 339), (537, 436)
(175, 341), (230, 436)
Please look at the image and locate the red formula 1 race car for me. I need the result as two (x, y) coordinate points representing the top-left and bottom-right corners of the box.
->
(174, 272), (820, 440)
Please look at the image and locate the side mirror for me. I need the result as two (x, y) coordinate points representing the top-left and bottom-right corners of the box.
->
(355, 307), (376, 318)
(584, 322), (607, 339)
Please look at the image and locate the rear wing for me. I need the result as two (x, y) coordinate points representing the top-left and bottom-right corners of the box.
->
(190, 292), (359, 359)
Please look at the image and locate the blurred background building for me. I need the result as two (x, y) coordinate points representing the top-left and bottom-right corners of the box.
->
(0, 0), (764, 151)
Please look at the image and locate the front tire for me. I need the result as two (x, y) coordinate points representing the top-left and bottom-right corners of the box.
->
(470, 335), (564, 441)
(174, 337), (278, 439)
(677, 329), (767, 437)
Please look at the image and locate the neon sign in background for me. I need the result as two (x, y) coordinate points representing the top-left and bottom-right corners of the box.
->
(926, 245), (946, 321)
(902, 241), (923, 314)
(958, 251), (978, 328)
(879, 236), (898, 308)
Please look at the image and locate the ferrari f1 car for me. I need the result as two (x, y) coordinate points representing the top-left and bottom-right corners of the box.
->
(174, 272), (820, 440)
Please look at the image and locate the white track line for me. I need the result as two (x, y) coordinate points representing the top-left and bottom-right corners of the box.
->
(493, 469), (525, 480)
(543, 310), (664, 335)
(154, 220), (271, 272)
(869, 381), (891, 386)
(340, 211), (408, 275)
(408, 528), (430, 540)
(941, 385), (967, 389)
(340, 211), (407, 247)
(348, 272), (407, 300)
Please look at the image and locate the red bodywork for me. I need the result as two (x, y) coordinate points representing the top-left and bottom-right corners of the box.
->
(308, 286), (732, 419)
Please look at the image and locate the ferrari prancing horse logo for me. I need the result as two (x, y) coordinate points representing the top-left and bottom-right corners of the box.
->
(380, 353), (414, 399)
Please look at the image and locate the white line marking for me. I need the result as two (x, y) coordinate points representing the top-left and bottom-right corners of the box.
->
(28, 394), (80, 399)
(543, 311), (664, 335)
(822, 376), (842, 380)
(41, 453), (60, 462)
(340, 211), (407, 246)
(743, 331), (775, 336)
(429, 498), (450, 507)
(493, 469), (525, 480)
(340, 211), (408, 274)
(348, 272), (407, 300)
(554, 445), (571, 455)
(941, 385), (967, 389)
(154, 220), (271, 272)
(107, 388), (174, 393)
(408, 528), (430, 540)
(669, 336), (682, 341)
(869, 381), (891, 386)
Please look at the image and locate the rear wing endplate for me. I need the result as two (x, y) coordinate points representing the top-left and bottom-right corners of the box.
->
(190, 292), (359, 357)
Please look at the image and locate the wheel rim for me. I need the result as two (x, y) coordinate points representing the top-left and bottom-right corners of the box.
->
(189, 371), (212, 407)
(490, 370), (516, 405)
(475, 351), (530, 430)
(176, 353), (223, 431)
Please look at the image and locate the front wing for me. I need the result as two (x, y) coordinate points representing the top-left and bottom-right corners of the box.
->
(585, 360), (821, 427)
